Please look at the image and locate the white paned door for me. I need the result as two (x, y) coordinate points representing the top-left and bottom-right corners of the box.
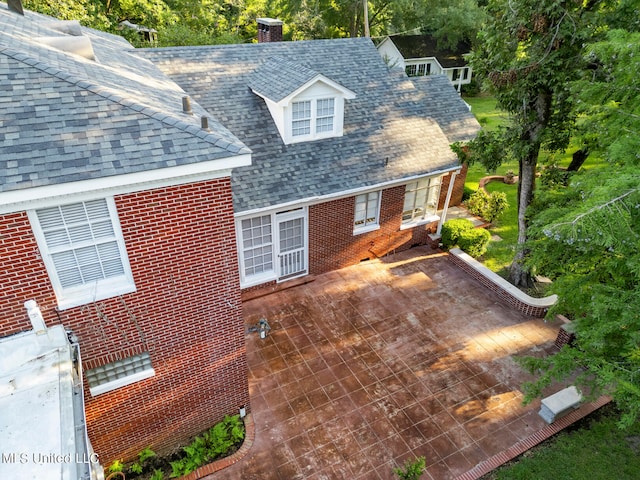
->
(276, 209), (307, 281)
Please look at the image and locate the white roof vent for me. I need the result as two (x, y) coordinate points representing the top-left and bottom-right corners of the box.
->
(36, 36), (96, 61)
(42, 20), (83, 36)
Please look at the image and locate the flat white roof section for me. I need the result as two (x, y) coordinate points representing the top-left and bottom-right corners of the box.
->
(0, 320), (103, 479)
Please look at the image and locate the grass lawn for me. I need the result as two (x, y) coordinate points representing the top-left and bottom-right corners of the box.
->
(485, 405), (640, 480)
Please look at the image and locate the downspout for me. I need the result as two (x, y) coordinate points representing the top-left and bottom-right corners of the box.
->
(436, 170), (459, 235)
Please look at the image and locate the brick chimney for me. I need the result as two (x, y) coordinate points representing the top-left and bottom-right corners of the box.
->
(257, 18), (283, 43)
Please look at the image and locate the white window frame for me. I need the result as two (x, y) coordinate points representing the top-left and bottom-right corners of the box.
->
(406, 63), (432, 77)
(238, 214), (275, 285)
(288, 96), (337, 142)
(28, 197), (136, 310)
(353, 191), (381, 234)
(236, 207), (309, 288)
(401, 177), (442, 229)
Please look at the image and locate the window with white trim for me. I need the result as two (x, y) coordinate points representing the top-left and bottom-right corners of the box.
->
(291, 97), (335, 139)
(405, 62), (431, 77)
(292, 100), (311, 136)
(28, 198), (135, 310)
(86, 352), (154, 396)
(354, 191), (381, 233)
(240, 215), (274, 278)
(402, 177), (442, 225)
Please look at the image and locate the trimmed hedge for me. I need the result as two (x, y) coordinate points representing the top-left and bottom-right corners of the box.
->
(458, 228), (491, 258)
(441, 218), (474, 249)
(441, 218), (491, 258)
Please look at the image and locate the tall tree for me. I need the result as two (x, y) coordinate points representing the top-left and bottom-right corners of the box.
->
(521, 28), (640, 427)
(464, 0), (603, 286)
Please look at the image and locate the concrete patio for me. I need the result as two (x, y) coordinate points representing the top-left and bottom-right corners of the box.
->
(211, 247), (566, 479)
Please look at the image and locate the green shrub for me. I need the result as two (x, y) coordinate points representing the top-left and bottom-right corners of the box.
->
(441, 218), (474, 249)
(393, 456), (426, 480)
(466, 189), (509, 222)
(485, 191), (509, 222)
(170, 415), (245, 477)
(458, 228), (491, 258)
(465, 189), (490, 217)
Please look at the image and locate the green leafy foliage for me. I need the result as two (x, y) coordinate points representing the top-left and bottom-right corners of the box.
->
(466, 189), (509, 223)
(150, 470), (165, 480)
(107, 459), (124, 473)
(170, 415), (245, 477)
(393, 456), (426, 480)
(458, 228), (491, 258)
(441, 218), (474, 250)
(524, 167), (640, 427)
(130, 447), (156, 474)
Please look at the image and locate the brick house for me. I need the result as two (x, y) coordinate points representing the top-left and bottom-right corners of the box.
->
(144, 19), (480, 291)
(0, 5), (479, 471)
(0, 4), (251, 465)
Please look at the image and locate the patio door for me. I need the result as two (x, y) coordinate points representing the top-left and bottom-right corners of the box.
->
(275, 209), (307, 281)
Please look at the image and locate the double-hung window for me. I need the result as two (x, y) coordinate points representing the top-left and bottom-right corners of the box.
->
(292, 100), (312, 137)
(291, 97), (335, 139)
(28, 198), (135, 310)
(240, 215), (274, 280)
(402, 177), (442, 226)
(354, 191), (381, 233)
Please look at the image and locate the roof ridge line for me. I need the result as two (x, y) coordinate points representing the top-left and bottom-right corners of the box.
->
(0, 46), (250, 155)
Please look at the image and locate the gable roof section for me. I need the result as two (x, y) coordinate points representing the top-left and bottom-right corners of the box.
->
(0, 5), (250, 212)
(248, 56), (355, 104)
(390, 35), (470, 67)
(143, 38), (477, 214)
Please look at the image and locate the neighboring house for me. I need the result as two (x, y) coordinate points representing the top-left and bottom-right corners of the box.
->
(0, 2), (250, 466)
(377, 34), (473, 92)
(144, 19), (480, 291)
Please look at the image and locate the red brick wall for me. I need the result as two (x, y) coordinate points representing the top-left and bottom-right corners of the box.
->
(308, 185), (437, 275)
(438, 164), (468, 209)
(0, 179), (249, 463)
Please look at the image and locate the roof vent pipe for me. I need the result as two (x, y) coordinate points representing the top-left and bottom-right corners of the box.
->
(201, 116), (210, 131)
(182, 96), (192, 114)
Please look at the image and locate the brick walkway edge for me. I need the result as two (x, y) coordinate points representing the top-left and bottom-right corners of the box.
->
(180, 414), (255, 480)
(455, 396), (612, 480)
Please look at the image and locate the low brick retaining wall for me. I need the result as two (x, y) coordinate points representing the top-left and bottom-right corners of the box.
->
(448, 248), (557, 317)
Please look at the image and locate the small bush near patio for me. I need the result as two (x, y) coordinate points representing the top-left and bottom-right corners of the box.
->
(393, 456), (426, 480)
(441, 218), (474, 250)
(170, 415), (245, 477)
(112, 415), (245, 480)
(458, 228), (491, 258)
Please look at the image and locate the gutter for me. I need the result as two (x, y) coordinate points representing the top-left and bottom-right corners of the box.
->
(235, 164), (461, 218)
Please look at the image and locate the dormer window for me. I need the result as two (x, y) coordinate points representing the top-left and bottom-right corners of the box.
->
(249, 56), (355, 145)
(292, 100), (311, 136)
(316, 98), (335, 133)
(292, 98), (336, 139)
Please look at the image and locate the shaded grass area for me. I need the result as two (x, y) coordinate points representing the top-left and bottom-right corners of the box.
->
(483, 404), (640, 480)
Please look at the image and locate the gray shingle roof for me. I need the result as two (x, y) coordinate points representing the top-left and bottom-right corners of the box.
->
(0, 5), (249, 195)
(142, 38), (480, 214)
(248, 56), (320, 103)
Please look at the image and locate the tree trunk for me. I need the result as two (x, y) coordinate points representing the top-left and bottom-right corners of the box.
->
(509, 153), (537, 288)
(567, 148), (589, 171)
